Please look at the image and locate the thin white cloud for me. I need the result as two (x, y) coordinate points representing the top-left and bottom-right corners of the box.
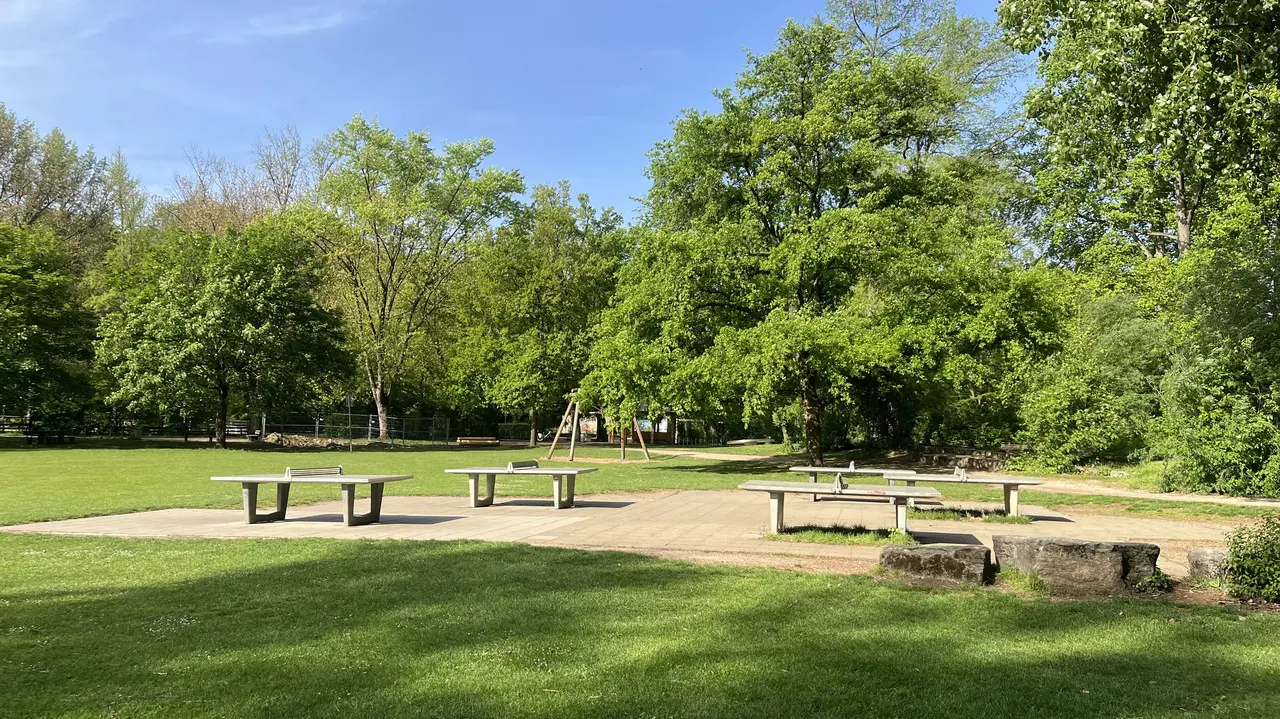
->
(0, 0), (81, 27)
(0, 0), (104, 68)
(208, 5), (351, 44)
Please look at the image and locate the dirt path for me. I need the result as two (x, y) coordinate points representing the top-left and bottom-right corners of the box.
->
(972, 474), (1280, 508)
(647, 448), (783, 462)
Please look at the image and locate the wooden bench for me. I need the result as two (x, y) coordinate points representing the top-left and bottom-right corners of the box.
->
(739, 480), (941, 534)
(457, 436), (501, 446)
(444, 460), (597, 509)
(882, 468), (1041, 516)
(211, 466), (413, 526)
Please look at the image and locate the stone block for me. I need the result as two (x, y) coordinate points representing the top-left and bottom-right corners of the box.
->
(879, 544), (992, 585)
(1187, 547), (1228, 583)
(992, 536), (1160, 595)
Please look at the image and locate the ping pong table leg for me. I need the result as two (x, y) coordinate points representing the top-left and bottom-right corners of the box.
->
(552, 475), (566, 509)
(275, 482), (291, 520)
(241, 483), (258, 524)
(1004, 484), (1019, 516)
(368, 482), (385, 523)
(810, 471), (819, 502)
(566, 475), (576, 507)
(242, 482), (288, 524)
(341, 482), (384, 526)
(769, 491), (785, 533)
(468, 473), (495, 508)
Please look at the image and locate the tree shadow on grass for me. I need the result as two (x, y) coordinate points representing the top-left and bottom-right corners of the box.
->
(2, 535), (1278, 718)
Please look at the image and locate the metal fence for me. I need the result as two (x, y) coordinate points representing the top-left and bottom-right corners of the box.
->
(263, 413), (450, 444)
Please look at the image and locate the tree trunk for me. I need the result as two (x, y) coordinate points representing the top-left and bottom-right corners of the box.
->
(529, 410), (538, 447)
(798, 357), (823, 466)
(368, 369), (391, 440)
(375, 397), (390, 440)
(215, 384), (229, 449)
(1174, 175), (1194, 254)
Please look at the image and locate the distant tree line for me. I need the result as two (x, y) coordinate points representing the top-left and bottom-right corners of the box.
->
(3, 0), (1280, 496)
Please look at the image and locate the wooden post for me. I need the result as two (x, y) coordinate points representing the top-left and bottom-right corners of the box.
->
(568, 402), (580, 461)
(619, 418), (626, 460)
(633, 417), (651, 460)
(544, 400), (574, 461)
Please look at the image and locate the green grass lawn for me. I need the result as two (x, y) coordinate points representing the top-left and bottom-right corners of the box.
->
(764, 525), (917, 545)
(4, 532), (1279, 719)
(907, 507), (1033, 525)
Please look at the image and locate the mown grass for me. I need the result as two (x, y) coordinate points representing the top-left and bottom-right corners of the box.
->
(0, 438), (1267, 526)
(763, 524), (917, 546)
(3, 532), (1280, 718)
(907, 506), (1033, 525)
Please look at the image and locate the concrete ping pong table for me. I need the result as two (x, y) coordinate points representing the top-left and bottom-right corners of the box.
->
(445, 460), (596, 509)
(212, 466), (413, 526)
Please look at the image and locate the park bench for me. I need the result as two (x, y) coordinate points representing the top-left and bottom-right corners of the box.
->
(444, 460), (597, 509)
(738, 480), (941, 534)
(457, 436), (501, 446)
(211, 466), (413, 526)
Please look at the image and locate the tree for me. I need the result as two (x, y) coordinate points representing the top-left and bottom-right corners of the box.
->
(0, 103), (115, 269)
(0, 223), (94, 425)
(1018, 295), (1170, 469)
(309, 115), (523, 438)
(450, 182), (625, 444)
(999, 0), (1280, 258)
(829, 0), (1027, 146)
(105, 149), (148, 232)
(583, 19), (1046, 464)
(156, 126), (310, 235)
(96, 218), (346, 446)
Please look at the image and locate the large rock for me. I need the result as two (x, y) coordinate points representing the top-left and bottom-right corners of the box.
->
(879, 544), (992, 585)
(992, 536), (1160, 595)
(1187, 547), (1228, 583)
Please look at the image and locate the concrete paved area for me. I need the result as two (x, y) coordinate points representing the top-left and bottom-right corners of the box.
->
(1, 490), (1230, 577)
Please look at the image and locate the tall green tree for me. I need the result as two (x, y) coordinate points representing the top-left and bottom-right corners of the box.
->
(449, 182), (624, 444)
(0, 104), (115, 269)
(1000, 0), (1280, 258)
(96, 218), (346, 446)
(583, 19), (1049, 463)
(829, 0), (1027, 147)
(0, 223), (94, 425)
(309, 115), (524, 438)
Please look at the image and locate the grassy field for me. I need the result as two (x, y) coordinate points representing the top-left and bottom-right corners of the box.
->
(4, 532), (1280, 718)
(0, 438), (1269, 526)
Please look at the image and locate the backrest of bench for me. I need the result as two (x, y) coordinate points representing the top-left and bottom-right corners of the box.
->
(508, 460), (539, 471)
(286, 466), (344, 479)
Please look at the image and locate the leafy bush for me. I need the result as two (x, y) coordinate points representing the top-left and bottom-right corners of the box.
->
(1151, 350), (1280, 497)
(1225, 513), (1280, 603)
(1134, 567), (1173, 594)
(1017, 296), (1169, 470)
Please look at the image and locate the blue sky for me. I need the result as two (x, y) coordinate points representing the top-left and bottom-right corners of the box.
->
(0, 0), (1000, 219)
